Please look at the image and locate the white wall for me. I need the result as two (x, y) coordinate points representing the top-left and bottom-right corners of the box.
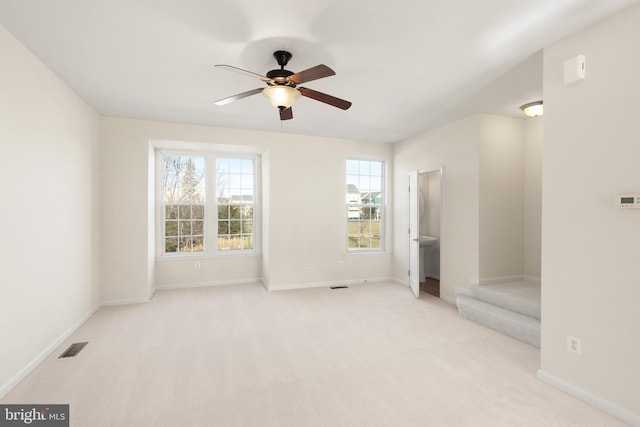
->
(0, 26), (101, 396)
(524, 117), (542, 278)
(394, 113), (535, 299)
(540, 3), (640, 420)
(478, 115), (525, 279)
(100, 118), (158, 302)
(393, 115), (480, 302)
(100, 117), (393, 298)
(263, 135), (393, 289)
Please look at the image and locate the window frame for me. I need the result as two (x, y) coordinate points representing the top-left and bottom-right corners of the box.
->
(346, 158), (386, 253)
(156, 150), (261, 258)
(215, 157), (257, 253)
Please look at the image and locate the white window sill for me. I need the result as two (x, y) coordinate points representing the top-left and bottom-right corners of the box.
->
(345, 250), (388, 256)
(156, 251), (262, 262)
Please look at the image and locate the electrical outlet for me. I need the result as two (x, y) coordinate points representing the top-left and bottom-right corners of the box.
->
(567, 335), (582, 355)
(337, 260), (344, 268)
(194, 261), (201, 270)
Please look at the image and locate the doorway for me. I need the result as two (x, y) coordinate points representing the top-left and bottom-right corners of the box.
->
(408, 168), (442, 298)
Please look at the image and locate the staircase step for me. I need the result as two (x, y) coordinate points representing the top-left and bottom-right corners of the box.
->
(470, 281), (540, 320)
(456, 294), (540, 348)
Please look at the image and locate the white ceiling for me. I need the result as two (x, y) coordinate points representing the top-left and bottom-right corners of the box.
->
(1, 0), (637, 143)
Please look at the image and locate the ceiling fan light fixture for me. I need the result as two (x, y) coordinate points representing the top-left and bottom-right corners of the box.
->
(215, 51), (350, 119)
(520, 100), (544, 117)
(263, 85), (300, 109)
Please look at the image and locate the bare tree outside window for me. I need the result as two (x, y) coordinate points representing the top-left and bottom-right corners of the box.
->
(162, 155), (205, 253)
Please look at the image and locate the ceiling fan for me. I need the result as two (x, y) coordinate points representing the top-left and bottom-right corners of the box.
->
(214, 50), (352, 121)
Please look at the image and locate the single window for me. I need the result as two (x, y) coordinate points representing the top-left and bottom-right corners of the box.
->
(162, 154), (206, 253)
(216, 158), (255, 251)
(346, 159), (384, 250)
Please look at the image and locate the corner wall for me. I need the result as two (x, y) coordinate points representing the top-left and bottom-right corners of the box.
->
(540, 3), (640, 421)
(0, 25), (101, 396)
(393, 115), (481, 302)
(99, 117), (393, 299)
(479, 114), (525, 279)
(524, 117), (542, 278)
(393, 113), (535, 300)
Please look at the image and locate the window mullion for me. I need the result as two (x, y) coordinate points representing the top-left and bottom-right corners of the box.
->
(208, 154), (216, 255)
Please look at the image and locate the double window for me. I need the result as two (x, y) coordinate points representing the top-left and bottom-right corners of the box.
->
(159, 152), (257, 256)
(346, 159), (384, 251)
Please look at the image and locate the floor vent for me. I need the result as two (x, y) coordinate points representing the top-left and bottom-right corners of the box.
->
(59, 342), (88, 358)
(330, 286), (349, 289)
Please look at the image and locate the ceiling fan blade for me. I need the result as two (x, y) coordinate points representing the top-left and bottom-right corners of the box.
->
(279, 107), (293, 121)
(215, 64), (270, 82)
(298, 87), (352, 110)
(213, 88), (264, 106)
(289, 64), (335, 85)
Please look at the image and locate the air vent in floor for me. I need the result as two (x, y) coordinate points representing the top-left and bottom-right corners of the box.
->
(330, 286), (349, 289)
(59, 342), (88, 358)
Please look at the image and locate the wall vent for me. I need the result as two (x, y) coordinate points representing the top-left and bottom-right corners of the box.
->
(59, 342), (88, 358)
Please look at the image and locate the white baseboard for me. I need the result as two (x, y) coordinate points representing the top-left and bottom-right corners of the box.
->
(0, 278), (242, 399)
(537, 369), (640, 426)
(154, 277), (262, 291)
(477, 275), (525, 285)
(477, 275), (541, 286)
(0, 303), (101, 400)
(392, 277), (408, 287)
(100, 297), (150, 306)
(266, 277), (393, 291)
(440, 295), (456, 305)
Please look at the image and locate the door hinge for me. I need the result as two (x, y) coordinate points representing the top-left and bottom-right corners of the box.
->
(408, 270), (410, 276)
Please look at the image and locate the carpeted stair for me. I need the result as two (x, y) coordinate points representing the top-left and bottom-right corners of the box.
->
(455, 279), (541, 348)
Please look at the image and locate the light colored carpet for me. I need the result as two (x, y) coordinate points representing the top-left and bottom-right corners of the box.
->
(1, 282), (625, 426)
(474, 280), (541, 319)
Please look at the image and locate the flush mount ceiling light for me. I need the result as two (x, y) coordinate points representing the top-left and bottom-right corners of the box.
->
(520, 100), (544, 117)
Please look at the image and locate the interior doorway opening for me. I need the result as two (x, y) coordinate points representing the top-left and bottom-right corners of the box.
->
(409, 168), (443, 298)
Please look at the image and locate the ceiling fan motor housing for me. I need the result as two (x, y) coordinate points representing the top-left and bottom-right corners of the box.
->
(266, 69), (295, 86)
(267, 50), (296, 86)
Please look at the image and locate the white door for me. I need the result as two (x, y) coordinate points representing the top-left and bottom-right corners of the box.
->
(408, 170), (420, 297)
